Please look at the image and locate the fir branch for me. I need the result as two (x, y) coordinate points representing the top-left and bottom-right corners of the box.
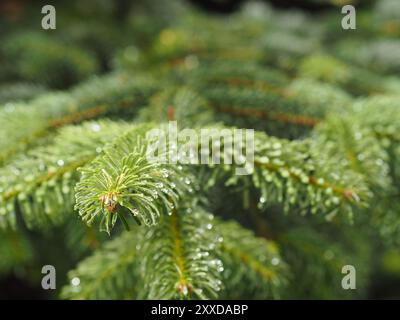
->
(140, 208), (222, 299)
(297, 53), (395, 95)
(61, 230), (142, 300)
(0, 73), (156, 164)
(217, 220), (288, 299)
(314, 115), (390, 189)
(200, 131), (369, 219)
(186, 60), (289, 92)
(63, 216), (108, 259)
(279, 225), (371, 299)
(74, 124), (192, 234)
(138, 87), (214, 127)
(0, 121), (131, 229)
(1, 32), (99, 88)
(0, 83), (46, 105)
(0, 229), (33, 274)
(213, 105), (320, 128)
(75, 123), (368, 232)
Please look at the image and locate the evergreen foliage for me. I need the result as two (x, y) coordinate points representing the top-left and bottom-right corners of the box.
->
(0, 0), (399, 299)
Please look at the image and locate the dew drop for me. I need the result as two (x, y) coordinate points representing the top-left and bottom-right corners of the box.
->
(91, 124), (101, 132)
(271, 257), (280, 266)
(71, 277), (80, 286)
(57, 159), (65, 167)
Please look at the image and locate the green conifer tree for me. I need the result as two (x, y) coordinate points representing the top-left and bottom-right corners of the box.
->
(0, 0), (399, 299)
